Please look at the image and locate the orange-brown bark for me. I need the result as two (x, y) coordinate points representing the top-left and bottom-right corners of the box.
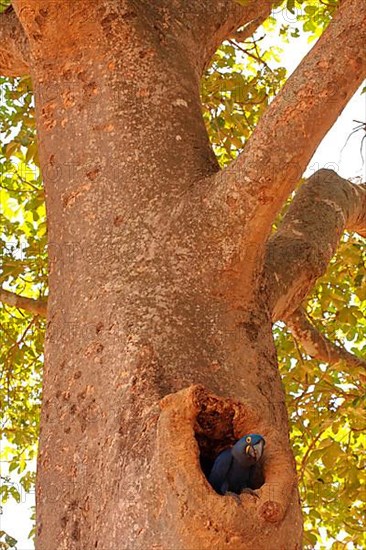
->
(214, 0), (366, 242)
(0, 288), (47, 316)
(265, 170), (366, 322)
(0, 7), (29, 76)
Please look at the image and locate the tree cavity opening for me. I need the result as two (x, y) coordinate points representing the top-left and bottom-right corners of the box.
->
(193, 386), (265, 492)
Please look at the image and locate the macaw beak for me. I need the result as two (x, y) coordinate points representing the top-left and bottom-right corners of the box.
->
(245, 445), (256, 458)
(246, 440), (264, 461)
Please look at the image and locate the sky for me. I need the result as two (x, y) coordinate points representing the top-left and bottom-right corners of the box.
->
(1, 14), (365, 550)
(305, 91), (365, 182)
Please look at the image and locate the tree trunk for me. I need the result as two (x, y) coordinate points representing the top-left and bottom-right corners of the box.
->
(25, 3), (301, 548)
(2, 1), (366, 548)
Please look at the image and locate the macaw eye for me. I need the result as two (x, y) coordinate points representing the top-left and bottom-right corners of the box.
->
(246, 436), (251, 443)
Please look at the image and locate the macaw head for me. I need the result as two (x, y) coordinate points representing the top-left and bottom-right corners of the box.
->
(231, 433), (265, 466)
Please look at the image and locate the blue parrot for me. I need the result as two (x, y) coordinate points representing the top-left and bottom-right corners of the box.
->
(208, 434), (265, 495)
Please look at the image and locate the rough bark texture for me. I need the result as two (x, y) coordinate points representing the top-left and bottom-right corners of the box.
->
(213, 0), (366, 241)
(1, 0), (365, 549)
(0, 7), (29, 76)
(265, 170), (366, 322)
(154, 385), (300, 548)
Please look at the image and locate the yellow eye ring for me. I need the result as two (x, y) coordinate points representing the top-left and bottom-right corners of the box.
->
(246, 436), (251, 443)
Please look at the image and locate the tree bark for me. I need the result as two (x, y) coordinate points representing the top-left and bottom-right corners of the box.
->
(2, 1), (365, 549)
(0, 7), (29, 76)
(0, 287), (47, 316)
(212, 0), (366, 242)
(265, 170), (366, 322)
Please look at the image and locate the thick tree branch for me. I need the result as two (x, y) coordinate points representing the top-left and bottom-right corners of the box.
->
(0, 287), (47, 316)
(201, 0), (275, 60)
(171, 0), (276, 72)
(265, 169), (366, 322)
(0, 7), (29, 76)
(212, 0), (366, 241)
(286, 308), (366, 371)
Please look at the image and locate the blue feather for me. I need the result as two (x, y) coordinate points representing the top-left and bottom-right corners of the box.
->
(208, 448), (233, 495)
(208, 434), (265, 495)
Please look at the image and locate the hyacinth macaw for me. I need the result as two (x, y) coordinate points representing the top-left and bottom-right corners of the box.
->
(208, 434), (265, 495)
